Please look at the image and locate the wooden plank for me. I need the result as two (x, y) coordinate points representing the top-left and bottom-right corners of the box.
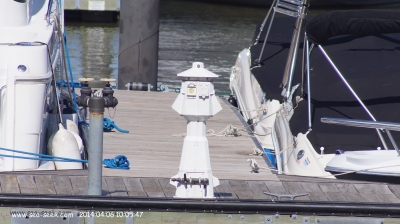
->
(353, 184), (392, 194)
(336, 183), (358, 194)
(300, 183), (329, 202)
(379, 194), (400, 203)
(214, 180), (237, 199)
(353, 184), (385, 203)
(282, 182), (310, 201)
(264, 181), (287, 195)
(336, 183), (365, 203)
(388, 185), (400, 199)
(318, 183), (347, 202)
(247, 181), (270, 200)
(104, 177), (128, 196)
(17, 175), (38, 194)
(16, 175), (36, 187)
(102, 178), (110, 196)
(354, 184), (400, 203)
(34, 175), (56, 195)
(0, 175), (20, 194)
(229, 180), (255, 199)
(52, 176), (74, 195)
(140, 178), (165, 198)
(325, 192), (348, 202)
(318, 183), (340, 192)
(123, 177), (147, 197)
(19, 187), (39, 194)
(158, 178), (176, 198)
(70, 176), (88, 195)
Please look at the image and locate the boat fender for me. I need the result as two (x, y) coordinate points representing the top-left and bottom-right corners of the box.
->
(247, 118), (254, 132)
(51, 124), (82, 170)
(228, 94), (238, 108)
(66, 119), (79, 135)
(48, 123), (84, 156)
(37, 161), (56, 170)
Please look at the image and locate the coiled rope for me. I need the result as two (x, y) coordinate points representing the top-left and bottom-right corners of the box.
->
(103, 118), (129, 133)
(102, 155), (130, 170)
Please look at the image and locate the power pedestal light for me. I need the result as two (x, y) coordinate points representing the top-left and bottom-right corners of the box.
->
(170, 62), (222, 198)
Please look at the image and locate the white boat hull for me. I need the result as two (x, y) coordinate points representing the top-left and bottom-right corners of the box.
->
(230, 49), (334, 178)
(326, 150), (400, 176)
(0, 0), (83, 171)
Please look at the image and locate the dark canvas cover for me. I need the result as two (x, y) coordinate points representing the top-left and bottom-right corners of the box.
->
(307, 10), (400, 45)
(251, 16), (400, 154)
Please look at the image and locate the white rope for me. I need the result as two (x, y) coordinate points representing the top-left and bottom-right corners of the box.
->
(247, 159), (260, 172)
(208, 124), (240, 137)
(230, 103), (267, 113)
(249, 147), (265, 156)
(246, 158), (292, 174)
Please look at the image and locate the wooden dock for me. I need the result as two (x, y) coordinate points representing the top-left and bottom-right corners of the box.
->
(1, 90), (400, 204)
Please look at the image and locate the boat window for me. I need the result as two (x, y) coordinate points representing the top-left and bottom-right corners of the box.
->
(14, 0), (27, 3)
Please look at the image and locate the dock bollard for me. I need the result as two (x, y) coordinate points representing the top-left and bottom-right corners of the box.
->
(87, 97), (105, 196)
(170, 62), (222, 198)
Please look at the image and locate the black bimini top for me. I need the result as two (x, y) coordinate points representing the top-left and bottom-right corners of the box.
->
(306, 10), (400, 45)
(251, 14), (400, 154)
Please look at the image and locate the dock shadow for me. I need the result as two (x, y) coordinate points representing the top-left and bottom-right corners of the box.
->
(214, 192), (233, 197)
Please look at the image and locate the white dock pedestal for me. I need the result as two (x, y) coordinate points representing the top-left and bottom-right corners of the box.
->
(170, 62), (222, 198)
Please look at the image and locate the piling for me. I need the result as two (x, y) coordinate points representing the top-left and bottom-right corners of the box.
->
(87, 97), (105, 196)
(118, 0), (160, 90)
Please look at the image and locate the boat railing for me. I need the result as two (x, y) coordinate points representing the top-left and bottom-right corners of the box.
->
(321, 117), (400, 155)
(301, 10), (400, 151)
(46, 0), (62, 26)
(252, 0), (310, 75)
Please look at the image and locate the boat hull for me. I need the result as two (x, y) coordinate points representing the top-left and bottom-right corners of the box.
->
(326, 150), (400, 183)
(328, 171), (400, 184)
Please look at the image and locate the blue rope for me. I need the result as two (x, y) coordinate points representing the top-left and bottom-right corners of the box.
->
(63, 30), (79, 113)
(0, 153), (88, 163)
(56, 80), (82, 88)
(103, 118), (129, 133)
(102, 155), (130, 170)
(0, 147), (87, 163)
(0, 147), (130, 170)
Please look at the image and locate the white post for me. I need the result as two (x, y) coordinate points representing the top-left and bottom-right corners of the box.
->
(170, 62), (222, 198)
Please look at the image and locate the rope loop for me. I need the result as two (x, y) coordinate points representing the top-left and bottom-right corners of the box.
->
(102, 155), (130, 170)
(103, 118), (129, 133)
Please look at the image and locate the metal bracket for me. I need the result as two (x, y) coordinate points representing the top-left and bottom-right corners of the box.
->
(264, 192), (308, 200)
(171, 173), (209, 185)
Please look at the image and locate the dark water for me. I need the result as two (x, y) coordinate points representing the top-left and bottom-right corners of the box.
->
(65, 0), (400, 94)
(65, 0), (266, 94)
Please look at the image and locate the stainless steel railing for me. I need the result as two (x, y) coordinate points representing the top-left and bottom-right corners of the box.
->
(321, 117), (400, 155)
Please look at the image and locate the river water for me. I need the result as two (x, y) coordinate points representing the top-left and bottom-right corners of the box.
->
(65, 0), (266, 94)
(65, 0), (399, 94)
